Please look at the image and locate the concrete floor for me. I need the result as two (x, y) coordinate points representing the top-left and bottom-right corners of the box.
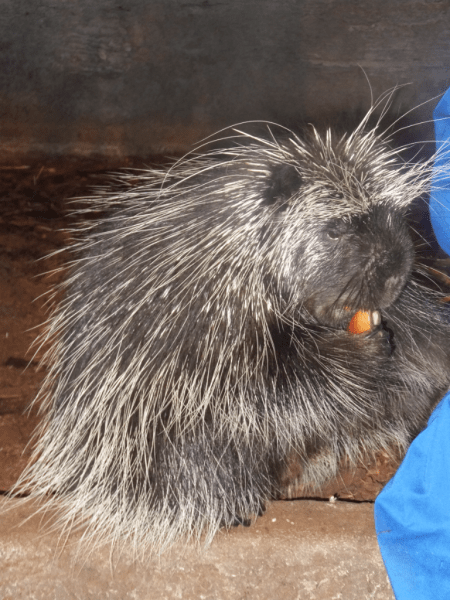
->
(0, 497), (394, 600)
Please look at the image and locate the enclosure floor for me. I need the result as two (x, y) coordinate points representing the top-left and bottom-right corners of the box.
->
(0, 497), (395, 600)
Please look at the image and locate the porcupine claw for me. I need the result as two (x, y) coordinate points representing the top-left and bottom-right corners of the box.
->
(231, 516), (252, 528)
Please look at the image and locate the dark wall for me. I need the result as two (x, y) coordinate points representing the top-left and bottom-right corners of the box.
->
(1, 0), (450, 158)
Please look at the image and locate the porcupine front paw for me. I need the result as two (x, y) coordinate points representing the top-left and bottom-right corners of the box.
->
(348, 308), (393, 358)
(365, 321), (394, 357)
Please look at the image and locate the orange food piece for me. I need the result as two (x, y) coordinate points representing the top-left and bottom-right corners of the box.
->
(348, 310), (372, 334)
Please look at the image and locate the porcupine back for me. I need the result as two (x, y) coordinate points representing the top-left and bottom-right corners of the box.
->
(16, 117), (450, 554)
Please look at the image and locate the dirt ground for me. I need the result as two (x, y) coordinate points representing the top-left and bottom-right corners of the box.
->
(0, 156), (447, 502)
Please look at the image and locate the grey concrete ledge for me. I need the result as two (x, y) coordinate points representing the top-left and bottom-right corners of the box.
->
(0, 497), (393, 600)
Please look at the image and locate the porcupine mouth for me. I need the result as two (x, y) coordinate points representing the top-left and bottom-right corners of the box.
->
(309, 300), (384, 335)
(347, 308), (382, 336)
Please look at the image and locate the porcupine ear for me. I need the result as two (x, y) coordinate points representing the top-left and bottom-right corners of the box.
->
(263, 163), (303, 207)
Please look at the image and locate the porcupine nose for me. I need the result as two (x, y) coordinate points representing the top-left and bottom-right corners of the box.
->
(376, 248), (411, 307)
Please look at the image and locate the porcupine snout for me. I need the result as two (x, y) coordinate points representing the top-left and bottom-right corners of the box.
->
(373, 247), (412, 308)
(361, 210), (414, 311)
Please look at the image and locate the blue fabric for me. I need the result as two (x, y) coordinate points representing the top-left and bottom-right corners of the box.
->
(374, 90), (450, 598)
(375, 393), (450, 598)
(430, 87), (450, 256)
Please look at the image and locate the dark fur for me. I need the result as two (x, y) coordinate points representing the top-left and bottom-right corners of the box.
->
(17, 125), (450, 552)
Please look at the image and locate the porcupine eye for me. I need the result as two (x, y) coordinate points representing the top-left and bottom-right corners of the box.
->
(263, 163), (303, 206)
(325, 217), (348, 240)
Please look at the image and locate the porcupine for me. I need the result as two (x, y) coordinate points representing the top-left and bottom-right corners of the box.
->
(16, 110), (450, 554)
